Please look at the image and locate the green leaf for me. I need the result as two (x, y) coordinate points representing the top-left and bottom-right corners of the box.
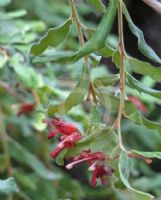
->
(122, 2), (161, 64)
(76, 0), (117, 59)
(126, 111), (161, 134)
(0, 177), (19, 194)
(113, 53), (161, 83)
(119, 151), (154, 200)
(9, 138), (62, 180)
(0, 0), (11, 6)
(127, 57), (161, 83)
(96, 91), (137, 115)
(33, 0), (117, 64)
(131, 150), (161, 160)
(33, 51), (77, 64)
(89, 104), (101, 124)
(93, 74), (119, 88)
(87, 0), (106, 13)
(48, 64), (90, 116)
(30, 18), (72, 56)
(127, 73), (161, 98)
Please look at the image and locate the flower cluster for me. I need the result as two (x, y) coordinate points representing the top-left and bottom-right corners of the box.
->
(66, 150), (114, 187)
(43, 117), (81, 158)
(44, 118), (114, 187)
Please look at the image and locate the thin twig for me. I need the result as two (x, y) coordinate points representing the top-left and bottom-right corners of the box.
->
(142, 0), (161, 14)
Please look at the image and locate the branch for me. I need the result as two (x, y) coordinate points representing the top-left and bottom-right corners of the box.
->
(142, 0), (161, 14)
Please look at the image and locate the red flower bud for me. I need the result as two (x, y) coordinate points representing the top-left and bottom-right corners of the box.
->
(17, 103), (35, 116)
(128, 96), (147, 113)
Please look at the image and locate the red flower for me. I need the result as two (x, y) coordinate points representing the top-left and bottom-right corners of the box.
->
(50, 132), (81, 158)
(90, 163), (113, 187)
(128, 96), (147, 113)
(17, 103), (35, 116)
(43, 118), (81, 158)
(66, 150), (114, 187)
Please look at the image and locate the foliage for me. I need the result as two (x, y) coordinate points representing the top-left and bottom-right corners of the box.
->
(0, 0), (161, 199)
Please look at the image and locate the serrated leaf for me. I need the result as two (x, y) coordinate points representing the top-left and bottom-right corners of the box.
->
(48, 64), (90, 116)
(131, 150), (161, 160)
(119, 151), (154, 200)
(0, 177), (19, 194)
(122, 2), (161, 64)
(127, 73), (161, 98)
(30, 18), (72, 56)
(87, 0), (106, 13)
(9, 138), (62, 180)
(93, 74), (119, 88)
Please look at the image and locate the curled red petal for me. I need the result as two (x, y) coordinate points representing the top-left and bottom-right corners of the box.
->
(17, 103), (35, 116)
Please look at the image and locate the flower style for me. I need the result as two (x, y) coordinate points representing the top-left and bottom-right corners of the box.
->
(17, 103), (35, 116)
(128, 96), (147, 113)
(66, 150), (114, 187)
(43, 117), (81, 158)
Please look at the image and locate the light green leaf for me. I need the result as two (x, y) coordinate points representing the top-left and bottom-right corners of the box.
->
(48, 64), (90, 116)
(93, 74), (119, 88)
(0, 0), (11, 6)
(87, 0), (106, 13)
(9, 138), (62, 180)
(122, 2), (161, 64)
(131, 150), (161, 160)
(119, 151), (154, 200)
(0, 177), (19, 194)
(30, 18), (72, 56)
(127, 73), (161, 98)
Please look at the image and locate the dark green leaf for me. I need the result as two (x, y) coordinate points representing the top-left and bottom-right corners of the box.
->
(87, 0), (106, 13)
(127, 73), (161, 98)
(0, 177), (19, 194)
(122, 2), (161, 64)
(48, 64), (90, 115)
(30, 18), (72, 56)
(119, 151), (154, 200)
